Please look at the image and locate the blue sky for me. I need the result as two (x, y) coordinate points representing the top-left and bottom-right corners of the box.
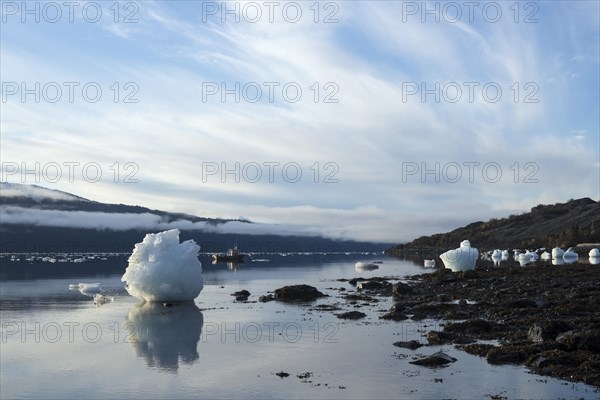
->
(1, 1), (599, 243)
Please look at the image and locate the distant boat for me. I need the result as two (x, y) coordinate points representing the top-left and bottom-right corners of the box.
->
(212, 245), (247, 263)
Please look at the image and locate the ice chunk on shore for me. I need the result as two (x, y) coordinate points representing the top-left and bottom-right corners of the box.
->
(121, 229), (204, 302)
(563, 247), (578, 260)
(551, 247), (564, 259)
(440, 240), (479, 272)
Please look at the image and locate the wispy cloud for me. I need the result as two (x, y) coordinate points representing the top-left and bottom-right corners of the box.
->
(1, 1), (598, 243)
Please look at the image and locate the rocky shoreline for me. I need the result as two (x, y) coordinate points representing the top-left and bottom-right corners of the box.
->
(341, 262), (600, 388)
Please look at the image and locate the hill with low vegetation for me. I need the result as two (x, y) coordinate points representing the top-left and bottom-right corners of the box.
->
(386, 198), (600, 257)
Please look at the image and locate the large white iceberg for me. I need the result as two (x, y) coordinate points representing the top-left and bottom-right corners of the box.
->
(121, 229), (204, 302)
(439, 240), (479, 272)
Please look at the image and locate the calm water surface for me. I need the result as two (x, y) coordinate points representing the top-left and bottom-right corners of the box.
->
(1, 254), (598, 399)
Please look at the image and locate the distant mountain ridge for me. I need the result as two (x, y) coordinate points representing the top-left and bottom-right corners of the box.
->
(0, 183), (387, 253)
(0, 182), (239, 224)
(386, 198), (600, 256)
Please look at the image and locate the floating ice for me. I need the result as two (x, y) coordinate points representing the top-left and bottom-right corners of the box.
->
(439, 240), (479, 272)
(355, 261), (379, 271)
(423, 259), (436, 268)
(121, 229), (204, 302)
(69, 283), (102, 296)
(588, 248), (600, 257)
(540, 251), (551, 260)
(93, 293), (113, 306)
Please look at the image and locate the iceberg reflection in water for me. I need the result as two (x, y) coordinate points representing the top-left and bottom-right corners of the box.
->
(126, 301), (204, 372)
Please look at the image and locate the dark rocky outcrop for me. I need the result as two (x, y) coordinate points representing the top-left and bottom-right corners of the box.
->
(393, 340), (423, 350)
(336, 311), (367, 320)
(272, 285), (327, 302)
(231, 290), (250, 301)
(409, 351), (457, 367)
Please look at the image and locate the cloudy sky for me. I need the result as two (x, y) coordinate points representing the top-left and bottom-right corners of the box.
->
(1, 1), (598, 243)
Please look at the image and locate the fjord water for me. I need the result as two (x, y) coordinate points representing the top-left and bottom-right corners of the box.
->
(0, 254), (597, 399)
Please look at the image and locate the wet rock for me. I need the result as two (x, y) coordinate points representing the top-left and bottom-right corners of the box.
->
(444, 319), (492, 335)
(527, 320), (572, 343)
(338, 261), (600, 387)
(392, 281), (413, 296)
(434, 268), (457, 283)
(507, 299), (537, 308)
(458, 270), (479, 280)
(487, 347), (528, 365)
(427, 331), (454, 345)
(380, 312), (409, 321)
(259, 294), (274, 302)
(275, 371), (289, 378)
(463, 343), (497, 357)
(393, 340), (423, 350)
(336, 311), (367, 320)
(452, 337), (476, 345)
(525, 349), (600, 386)
(348, 277), (366, 286)
(357, 281), (385, 291)
(273, 285), (327, 302)
(296, 372), (312, 379)
(380, 302), (409, 321)
(555, 330), (600, 352)
(409, 351), (457, 367)
(231, 289), (250, 301)
(389, 303), (405, 314)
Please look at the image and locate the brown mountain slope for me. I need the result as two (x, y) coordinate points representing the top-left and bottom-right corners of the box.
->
(386, 198), (599, 256)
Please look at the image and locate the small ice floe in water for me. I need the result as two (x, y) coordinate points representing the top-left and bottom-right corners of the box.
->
(551, 247), (564, 259)
(501, 250), (510, 259)
(589, 248), (600, 257)
(121, 229), (204, 302)
(355, 261), (379, 271)
(424, 259), (436, 268)
(540, 251), (551, 260)
(93, 293), (113, 306)
(439, 240), (478, 272)
(563, 247), (578, 260)
(69, 283), (102, 296)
